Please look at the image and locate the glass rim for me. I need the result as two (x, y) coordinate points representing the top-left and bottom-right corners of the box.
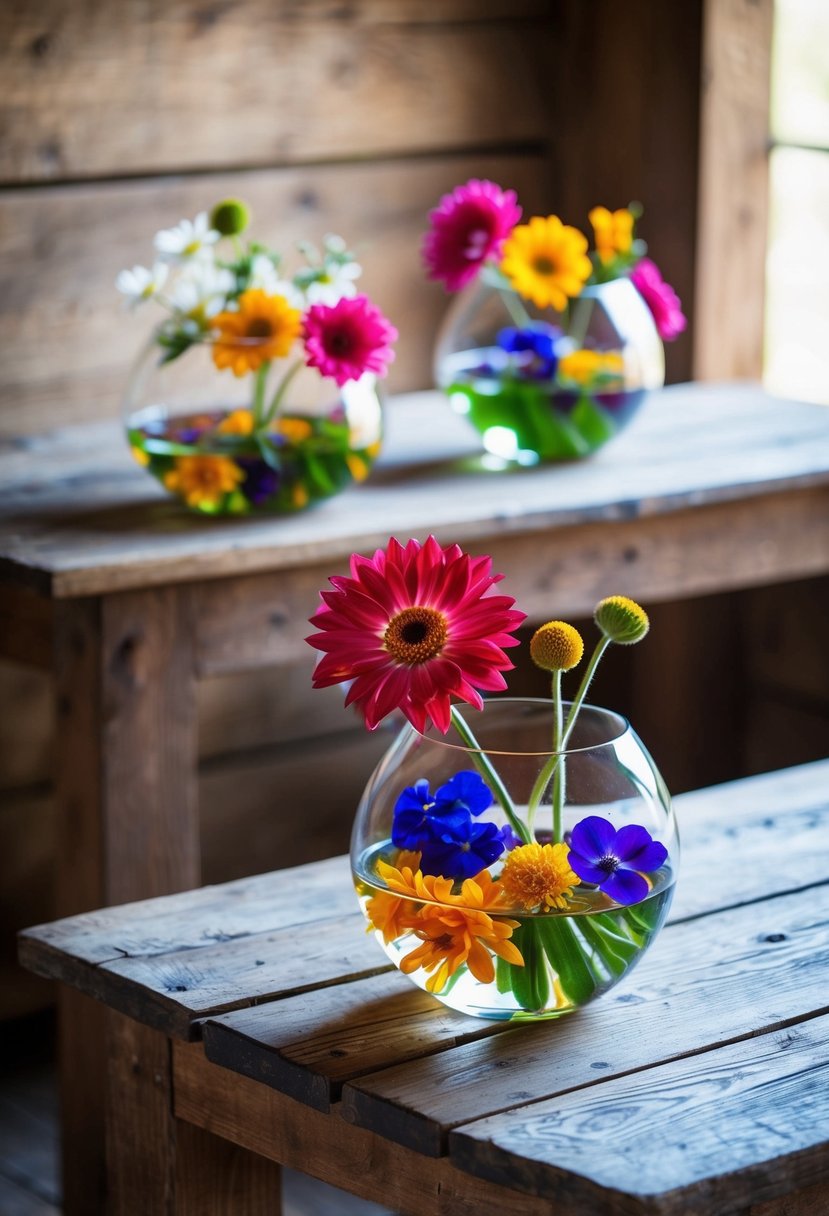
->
(410, 697), (630, 758)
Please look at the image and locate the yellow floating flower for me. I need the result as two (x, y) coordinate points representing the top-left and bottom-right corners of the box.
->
(589, 206), (635, 264)
(558, 349), (624, 387)
(273, 417), (313, 444)
(163, 454), (244, 508)
(212, 289), (302, 377)
(530, 621), (584, 672)
(130, 443), (150, 467)
(499, 842), (579, 911)
(500, 216), (592, 311)
(216, 408), (254, 436)
(346, 453), (370, 482)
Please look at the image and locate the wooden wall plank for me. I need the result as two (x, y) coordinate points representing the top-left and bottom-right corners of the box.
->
(694, 0), (773, 378)
(547, 0), (703, 384)
(0, 2), (553, 183)
(0, 155), (549, 435)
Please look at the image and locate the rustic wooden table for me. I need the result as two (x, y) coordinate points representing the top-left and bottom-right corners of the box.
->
(19, 761), (829, 1216)
(4, 381), (829, 1212)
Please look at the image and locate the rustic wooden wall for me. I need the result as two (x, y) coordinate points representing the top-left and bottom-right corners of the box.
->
(0, 0), (718, 1017)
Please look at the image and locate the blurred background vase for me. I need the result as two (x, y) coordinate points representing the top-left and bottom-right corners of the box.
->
(434, 275), (664, 466)
(122, 333), (384, 516)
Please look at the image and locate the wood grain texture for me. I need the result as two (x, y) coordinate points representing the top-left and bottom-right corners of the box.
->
(694, 0), (773, 379)
(449, 1017), (829, 1215)
(341, 881), (829, 1154)
(175, 1120), (282, 1216)
(3, 384), (829, 601)
(0, 2), (553, 183)
(0, 155), (547, 435)
(173, 1041), (555, 1216)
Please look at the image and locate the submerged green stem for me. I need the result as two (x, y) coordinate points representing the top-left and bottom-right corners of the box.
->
(251, 363), (270, 429)
(449, 705), (531, 844)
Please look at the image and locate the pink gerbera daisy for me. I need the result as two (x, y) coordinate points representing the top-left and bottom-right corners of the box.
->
(629, 258), (687, 342)
(422, 179), (522, 292)
(306, 536), (526, 733)
(303, 294), (397, 387)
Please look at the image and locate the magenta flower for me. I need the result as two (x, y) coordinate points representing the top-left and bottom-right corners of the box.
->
(306, 536), (526, 733)
(629, 258), (687, 342)
(303, 294), (397, 387)
(422, 179), (522, 292)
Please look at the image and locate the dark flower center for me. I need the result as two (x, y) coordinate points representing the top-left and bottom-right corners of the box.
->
(247, 318), (273, 339)
(597, 854), (621, 875)
(533, 255), (555, 276)
(384, 606), (448, 666)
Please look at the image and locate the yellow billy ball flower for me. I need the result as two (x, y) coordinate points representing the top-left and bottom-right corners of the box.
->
(594, 595), (649, 644)
(210, 198), (251, 236)
(530, 621), (584, 672)
(500, 842), (579, 911)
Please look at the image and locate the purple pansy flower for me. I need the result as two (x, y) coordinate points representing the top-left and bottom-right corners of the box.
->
(420, 819), (515, 882)
(568, 816), (667, 906)
(238, 458), (280, 506)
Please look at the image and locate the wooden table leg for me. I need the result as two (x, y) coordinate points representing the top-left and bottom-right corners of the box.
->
(54, 588), (201, 1215)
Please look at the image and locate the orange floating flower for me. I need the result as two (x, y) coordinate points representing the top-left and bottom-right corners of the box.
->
(163, 454), (244, 508)
(400, 902), (523, 993)
(557, 349), (624, 387)
(212, 289), (302, 376)
(499, 842), (579, 911)
(216, 408), (255, 436)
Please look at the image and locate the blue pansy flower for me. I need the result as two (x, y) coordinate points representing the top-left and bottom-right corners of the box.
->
(420, 820), (515, 882)
(497, 323), (561, 379)
(567, 816), (668, 906)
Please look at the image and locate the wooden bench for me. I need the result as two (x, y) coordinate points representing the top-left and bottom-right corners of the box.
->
(19, 760), (829, 1216)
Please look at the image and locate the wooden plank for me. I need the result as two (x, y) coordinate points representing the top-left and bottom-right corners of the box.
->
(694, 0), (773, 378)
(0, 154), (548, 435)
(0, 585), (52, 668)
(173, 1041), (555, 1216)
(202, 970), (504, 1112)
(448, 1015), (829, 1215)
(0, 3), (553, 183)
(175, 1120), (282, 1216)
(339, 881), (829, 1155)
(547, 1), (703, 384)
(2, 385), (828, 601)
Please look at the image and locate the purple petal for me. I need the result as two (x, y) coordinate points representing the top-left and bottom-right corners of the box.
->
(569, 815), (617, 863)
(568, 855), (608, 885)
(614, 824), (666, 871)
(601, 868), (649, 905)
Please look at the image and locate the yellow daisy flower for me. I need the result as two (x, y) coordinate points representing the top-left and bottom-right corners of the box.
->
(273, 417), (313, 444)
(589, 206), (635, 264)
(212, 289), (302, 377)
(501, 216), (592, 311)
(130, 443), (150, 467)
(558, 349), (624, 387)
(163, 454), (244, 508)
(499, 842), (579, 911)
(216, 408), (255, 436)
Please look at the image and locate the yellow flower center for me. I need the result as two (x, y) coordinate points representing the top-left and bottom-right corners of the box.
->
(383, 606), (448, 666)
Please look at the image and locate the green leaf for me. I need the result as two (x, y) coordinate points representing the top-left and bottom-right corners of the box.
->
(535, 915), (600, 1006)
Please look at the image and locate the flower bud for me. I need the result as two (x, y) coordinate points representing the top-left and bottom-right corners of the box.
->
(210, 198), (251, 237)
(530, 621), (584, 671)
(594, 595), (649, 644)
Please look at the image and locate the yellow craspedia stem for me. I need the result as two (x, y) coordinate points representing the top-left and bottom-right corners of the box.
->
(530, 621), (584, 672)
(594, 595), (649, 644)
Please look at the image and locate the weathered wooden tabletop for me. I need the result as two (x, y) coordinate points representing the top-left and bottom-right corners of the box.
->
(20, 761), (829, 1215)
(3, 382), (829, 599)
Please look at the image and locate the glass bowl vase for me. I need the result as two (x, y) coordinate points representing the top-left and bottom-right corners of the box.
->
(122, 332), (384, 515)
(351, 698), (678, 1021)
(434, 275), (664, 466)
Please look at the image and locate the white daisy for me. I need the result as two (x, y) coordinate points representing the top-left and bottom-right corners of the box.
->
(247, 254), (304, 307)
(154, 212), (220, 263)
(115, 262), (168, 308)
(168, 260), (235, 318)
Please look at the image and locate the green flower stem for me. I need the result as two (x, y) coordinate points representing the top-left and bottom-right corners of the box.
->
(449, 705), (532, 844)
(262, 357), (305, 428)
(561, 635), (611, 747)
(568, 293), (596, 349)
(499, 286), (534, 328)
(551, 670), (565, 844)
(251, 363), (270, 430)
